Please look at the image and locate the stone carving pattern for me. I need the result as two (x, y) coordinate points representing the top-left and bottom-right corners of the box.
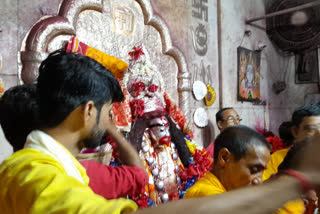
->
(19, 0), (190, 117)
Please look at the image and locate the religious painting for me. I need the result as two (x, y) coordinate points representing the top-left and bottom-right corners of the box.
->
(237, 47), (261, 102)
(295, 49), (319, 84)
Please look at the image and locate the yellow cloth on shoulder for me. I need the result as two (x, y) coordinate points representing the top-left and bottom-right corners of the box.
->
(263, 148), (304, 214)
(0, 149), (137, 214)
(276, 200), (305, 214)
(263, 148), (290, 181)
(184, 168), (304, 214)
(184, 172), (226, 198)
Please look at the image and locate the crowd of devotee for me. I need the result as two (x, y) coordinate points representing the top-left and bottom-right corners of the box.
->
(0, 48), (320, 214)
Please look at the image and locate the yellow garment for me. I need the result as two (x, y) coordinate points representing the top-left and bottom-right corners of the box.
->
(184, 172), (226, 198)
(0, 148), (137, 214)
(184, 170), (304, 214)
(263, 148), (290, 181)
(262, 148), (304, 214)
(276, 200), (305, 214)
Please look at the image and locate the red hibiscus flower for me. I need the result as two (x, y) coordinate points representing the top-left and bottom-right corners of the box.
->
(130, 99), (145, 119)
(169, 193), (179, 200)
(148, 84), (158, 92)
(266, 136), (288, 153)
(129, 45), (144, 61)
(132, 81), (145, 97)
(132, 193), (149, 208)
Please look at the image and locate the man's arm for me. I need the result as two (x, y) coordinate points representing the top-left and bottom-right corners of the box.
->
(81, 160), (148, 199)
(131, 176), (302, 214)
(128, 136), (320, 214)
(106, 124), (145, 170)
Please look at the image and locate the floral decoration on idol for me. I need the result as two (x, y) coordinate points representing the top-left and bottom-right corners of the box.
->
(120, 45), (213, 207)
(124, 45), (166, 121)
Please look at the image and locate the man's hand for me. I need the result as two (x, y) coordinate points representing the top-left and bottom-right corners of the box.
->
(104, 117), (119, 138)
(297, 136), (320, 185)
(104, 118), (145, 170)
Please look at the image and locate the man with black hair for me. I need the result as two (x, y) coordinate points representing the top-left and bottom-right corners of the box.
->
(0, 51), (145, 213)
(0, 84), (39, 152)
(278, 121), (294, 147)
(0, 84), (148, 200)
(263, 105), (320, 181)
(215, 108), (242, 131)
(184, 125), (271, 198)
(206, 107), (241, 158)
(291, 105), (320, 141)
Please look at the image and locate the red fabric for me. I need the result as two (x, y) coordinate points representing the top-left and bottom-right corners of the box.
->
(65, 36), (88, 55)
(80, 160), (148, 199)
(206, 141), (215, 158)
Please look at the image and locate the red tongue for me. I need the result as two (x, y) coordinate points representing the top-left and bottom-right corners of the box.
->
(159, 136), (171, 146)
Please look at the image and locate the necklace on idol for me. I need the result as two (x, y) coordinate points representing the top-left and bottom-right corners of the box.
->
(141, 138), (181, 203)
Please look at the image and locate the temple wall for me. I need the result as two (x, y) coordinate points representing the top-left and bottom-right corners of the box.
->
(218, 0), (318, 139)
(0, 0), (318, 162)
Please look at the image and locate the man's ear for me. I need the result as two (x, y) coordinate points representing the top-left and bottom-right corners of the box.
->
(217, 148), (232, 167)
(291, 126), (299, 139)
(82, 101), (95, 125)
(217, 121), (223, 130)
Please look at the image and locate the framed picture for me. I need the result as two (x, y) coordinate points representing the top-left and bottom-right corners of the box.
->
(295, 49), (319, 84)
(237, 47), (261, 102)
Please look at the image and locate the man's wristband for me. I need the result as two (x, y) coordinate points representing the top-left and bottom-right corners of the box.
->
(280, 170), (314, 194)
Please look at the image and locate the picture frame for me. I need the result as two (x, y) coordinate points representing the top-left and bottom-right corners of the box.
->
(295, 48), (319, 84)
(237, 47), (261, 102)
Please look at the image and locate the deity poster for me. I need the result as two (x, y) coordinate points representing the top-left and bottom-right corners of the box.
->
(237, 47), (261, 102)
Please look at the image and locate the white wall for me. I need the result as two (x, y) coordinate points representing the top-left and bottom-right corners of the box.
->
(219, 0), (318, 134)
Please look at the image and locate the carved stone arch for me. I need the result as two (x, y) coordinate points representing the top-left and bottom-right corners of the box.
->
(19, 0), (191, 116)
